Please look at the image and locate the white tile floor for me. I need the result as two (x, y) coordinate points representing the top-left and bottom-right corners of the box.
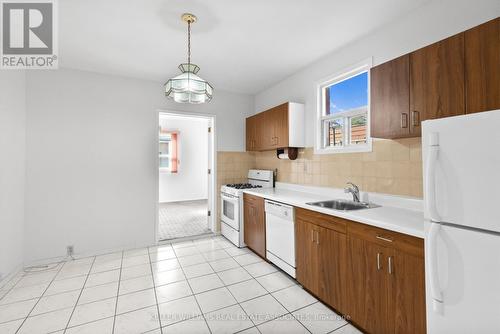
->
(0, 236), (363, 334)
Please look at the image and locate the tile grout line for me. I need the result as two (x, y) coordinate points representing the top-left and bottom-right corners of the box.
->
(3, 236), (341, 334)
(171, 244), (213, 334)
(1, 264), (122, 302)
(164, 237), (338, 332)
(0, 270), (29, 302)
(148, 244), (170, 334)
(196, 240), (259, 333)
(214, 240), (321, 332)
(10, 253), (311, 332)
(228, 249), (306, 333)
(0, 262), (63, 304)
(110, 251), (124, 334)
(328, 322), (353, 333)
(13, 259), (68, 334)
(247, 270), (313, 333)
(61, 256), (97, 333)
(206, 281), (256, 332)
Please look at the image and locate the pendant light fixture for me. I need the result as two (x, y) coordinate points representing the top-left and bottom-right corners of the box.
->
(165, 13), (213, 104)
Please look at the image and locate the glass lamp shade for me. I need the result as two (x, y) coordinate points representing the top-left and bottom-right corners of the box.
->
(165, 63), (213, 104)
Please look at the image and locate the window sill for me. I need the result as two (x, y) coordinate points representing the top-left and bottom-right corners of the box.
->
(159, 168), (176, 174)
(314, 142), (372, 155)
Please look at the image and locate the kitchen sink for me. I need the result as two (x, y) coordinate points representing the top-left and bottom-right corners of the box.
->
(306, 199), (380, 211)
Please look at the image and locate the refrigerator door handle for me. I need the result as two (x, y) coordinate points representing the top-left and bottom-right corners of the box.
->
(426, 133), (441, 222)
(428, 221), (444, 314)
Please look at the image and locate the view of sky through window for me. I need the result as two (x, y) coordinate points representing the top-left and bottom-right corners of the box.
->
(328, 71), (368, 114)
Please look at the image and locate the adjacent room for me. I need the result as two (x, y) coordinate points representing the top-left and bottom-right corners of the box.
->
(0, 1), (499, 334)
(158, 113), (213, 241)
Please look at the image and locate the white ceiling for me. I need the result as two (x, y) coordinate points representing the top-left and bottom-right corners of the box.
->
(59, 0), (429, 94)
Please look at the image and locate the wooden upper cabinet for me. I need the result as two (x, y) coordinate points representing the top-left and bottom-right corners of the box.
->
(410, 33), (465, 136)
(245, 102), (304, 151)
(465, 17), (500, 114)
(243, 193), (266, 258)
(245, 115), (258, 151)
(370, 55), (411, 139)
(272, 104), (289, 149)
(261, 107), (286, 150)
(371, 18), (499, 139)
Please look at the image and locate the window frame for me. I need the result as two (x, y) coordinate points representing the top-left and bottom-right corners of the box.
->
(159, 130), (179, 174)
(315, 59), (373, 155)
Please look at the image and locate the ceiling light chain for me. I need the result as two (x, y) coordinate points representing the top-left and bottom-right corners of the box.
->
(187, 18), (191, 65)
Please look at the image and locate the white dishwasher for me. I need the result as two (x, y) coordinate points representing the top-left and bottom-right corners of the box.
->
(265, 200), (296, 278)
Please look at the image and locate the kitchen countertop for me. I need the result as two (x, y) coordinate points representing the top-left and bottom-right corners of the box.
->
(242, 186), (424, 238)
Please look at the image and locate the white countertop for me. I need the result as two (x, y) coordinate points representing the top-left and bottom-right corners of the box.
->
(243, 184), (424, 238)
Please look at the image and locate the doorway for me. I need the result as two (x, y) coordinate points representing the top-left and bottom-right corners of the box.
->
(157, 112), (215, 241)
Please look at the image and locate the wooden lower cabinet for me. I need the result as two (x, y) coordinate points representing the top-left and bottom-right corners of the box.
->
(319, 225), (348, 313)
(243, 194), (266, 258)
(391, 251), (426, 334)
(295, 208), (425, 334)
(347, 222), (426, 334)
(347, 236), (392, 334)
(295, 218), (320, 295)
(295, 209), (347, 313)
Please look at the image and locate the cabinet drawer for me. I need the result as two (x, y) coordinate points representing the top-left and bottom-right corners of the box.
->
(295, 208), (347, 234)
(348, 221), (423, 258)
(243, 193), (262, 203)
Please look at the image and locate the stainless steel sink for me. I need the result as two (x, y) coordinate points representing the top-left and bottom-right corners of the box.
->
(306, 199), (380, 211)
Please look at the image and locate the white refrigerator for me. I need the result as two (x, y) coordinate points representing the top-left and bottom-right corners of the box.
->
(422, 109), (500, 333)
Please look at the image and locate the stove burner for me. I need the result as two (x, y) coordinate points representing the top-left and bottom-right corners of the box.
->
(226, 183), (263, 189)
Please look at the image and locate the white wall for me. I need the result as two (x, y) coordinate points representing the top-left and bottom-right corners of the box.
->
(161, 90), (254, 152)
(0, 72), (26, 281)
(23, 68), (252, 263)
(159, 116), (208, 203)
(254, 0), (500, 146)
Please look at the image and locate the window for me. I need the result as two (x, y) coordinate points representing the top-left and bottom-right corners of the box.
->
(159, 130), (179, 173)
(316, 63), (372, 154)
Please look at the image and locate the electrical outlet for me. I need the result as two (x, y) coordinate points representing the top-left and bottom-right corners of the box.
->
(66, 245), (74, 257)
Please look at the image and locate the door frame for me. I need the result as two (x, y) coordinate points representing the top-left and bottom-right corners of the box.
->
(155, 109), (217, 242)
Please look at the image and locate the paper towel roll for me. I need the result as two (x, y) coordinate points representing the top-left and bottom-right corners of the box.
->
(277, 148), (298, 160)
(278, 152), (289, 160)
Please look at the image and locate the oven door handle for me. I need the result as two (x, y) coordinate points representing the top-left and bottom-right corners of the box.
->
(221, 193), (239, 202)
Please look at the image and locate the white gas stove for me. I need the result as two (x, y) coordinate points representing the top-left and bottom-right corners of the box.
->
(220, 169), (274, 247)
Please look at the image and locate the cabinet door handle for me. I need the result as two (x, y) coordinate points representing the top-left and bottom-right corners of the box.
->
(377, 252), (382, 270)
(376, 235), (393, 243)
(401, 113), (408, 128)
(315, 231), (319, 245)
(388, 256), (393, 274)
(412, 111), (420, 127)
(311, 230), (315, 243)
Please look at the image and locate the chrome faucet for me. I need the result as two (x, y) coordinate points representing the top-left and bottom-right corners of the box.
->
(344, 182), (360, 202)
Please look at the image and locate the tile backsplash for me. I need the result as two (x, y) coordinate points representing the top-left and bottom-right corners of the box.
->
(254, 138), (423, 198)
(217, 137), (423, 199)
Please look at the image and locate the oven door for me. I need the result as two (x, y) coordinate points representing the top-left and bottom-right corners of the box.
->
(220, 193), (240, 231)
